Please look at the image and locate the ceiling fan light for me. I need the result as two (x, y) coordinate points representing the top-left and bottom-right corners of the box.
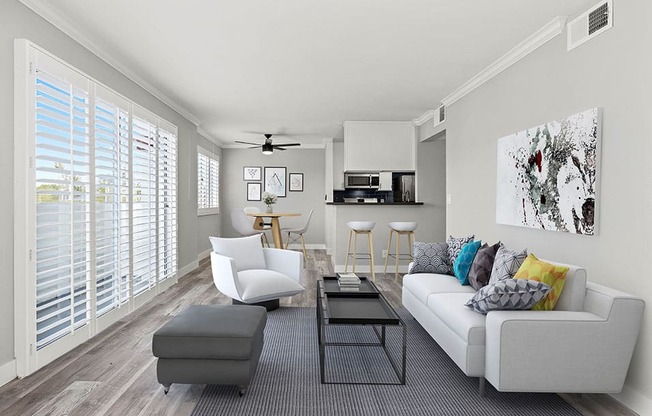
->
(262, 143), (274, 155)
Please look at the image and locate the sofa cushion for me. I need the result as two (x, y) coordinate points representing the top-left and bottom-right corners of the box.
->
(453, 240), (482, 285)
(403, 273), (476, 305)
(467, 242), (501, 290)
(409, 241), (451, 274)
(465, 278), (552, 314)
(210, 235), (266, 272)
(427, 293), (486, 345)
(446, 235), (474, 270)
(238, 269), (305, 303)
(514, 254), (569, 311)
(488, 244), (527, 284)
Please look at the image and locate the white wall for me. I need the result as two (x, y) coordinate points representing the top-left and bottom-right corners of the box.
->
(220, 148), (326, 244)
(445, 0), (652, 409)
(0, 0), (218, 375)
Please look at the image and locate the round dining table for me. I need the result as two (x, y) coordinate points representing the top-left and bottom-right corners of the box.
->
(247, 212), (302, 249)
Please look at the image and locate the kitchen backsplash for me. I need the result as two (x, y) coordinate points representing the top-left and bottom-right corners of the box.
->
(333, 189), (394, 203)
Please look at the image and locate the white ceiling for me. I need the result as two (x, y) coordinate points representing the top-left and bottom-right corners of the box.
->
(23, 0), (594, 145)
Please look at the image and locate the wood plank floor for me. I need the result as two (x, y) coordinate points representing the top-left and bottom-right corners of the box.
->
(0, 250), (635, 416)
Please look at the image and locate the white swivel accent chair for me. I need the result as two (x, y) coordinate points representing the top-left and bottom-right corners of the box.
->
(231, 208), (270, 247)
(282, 208), (314, 260)
(209, 235), (305, 311)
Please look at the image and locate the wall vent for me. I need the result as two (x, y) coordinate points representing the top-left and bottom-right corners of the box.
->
(567, 0), (613, 51)
(434, 104), (445, 127)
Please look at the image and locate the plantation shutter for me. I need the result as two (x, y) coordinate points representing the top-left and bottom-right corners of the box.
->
(158, 122), (177, 281)
(93, 86), (131, 317)
(197, 146), (219, 214)
(34, 57), (92, 350)
(131, 107), (158, 296)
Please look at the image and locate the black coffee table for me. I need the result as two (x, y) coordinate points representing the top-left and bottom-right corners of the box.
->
(316, 276), (406, 385)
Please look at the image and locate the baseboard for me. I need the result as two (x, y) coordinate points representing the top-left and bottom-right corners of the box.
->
(198, 248), (212, 261)
(334, 264), (409, 274)
(610, 385), (652, 416)
(0, 359), (16, 387)
(178, 260), (199, 278)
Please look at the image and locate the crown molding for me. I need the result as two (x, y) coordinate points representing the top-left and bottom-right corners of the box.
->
(412, 110), (435, 126)
(442, 16), (568, 107)
(196, 127), (224, 147)
(19, 0), (202, 126)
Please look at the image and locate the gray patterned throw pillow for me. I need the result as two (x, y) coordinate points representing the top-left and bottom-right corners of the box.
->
(465, 278), (552, 314)
(408, 242), (451, 274)
(446, 235), (474, 270)
(488, 244), (527, 285)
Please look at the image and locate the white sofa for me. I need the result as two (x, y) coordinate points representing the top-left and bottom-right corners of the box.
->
(402, 261), (645, 394)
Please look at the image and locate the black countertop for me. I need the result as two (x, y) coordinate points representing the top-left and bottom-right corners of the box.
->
(326, 202), (424, 206)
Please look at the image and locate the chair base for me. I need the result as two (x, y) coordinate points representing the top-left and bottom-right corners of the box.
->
(232, 298), (280, 311)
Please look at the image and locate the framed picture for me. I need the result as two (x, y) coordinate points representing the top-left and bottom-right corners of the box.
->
(289, 173), (304, 192)
(247, 183), (262, 201)
(264, 166), (286, 197)
(243, 166), (262, 181)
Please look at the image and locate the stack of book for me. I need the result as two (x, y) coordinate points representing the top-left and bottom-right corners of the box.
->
(337, 273), (361, 291)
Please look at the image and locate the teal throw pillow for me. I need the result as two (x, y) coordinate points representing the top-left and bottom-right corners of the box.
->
(453, 240), (482, 285)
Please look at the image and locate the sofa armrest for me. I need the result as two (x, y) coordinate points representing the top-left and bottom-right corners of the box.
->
(263, 248), (303, 282)
(210, 252), (242, 300)
(485, 297), (645, 393)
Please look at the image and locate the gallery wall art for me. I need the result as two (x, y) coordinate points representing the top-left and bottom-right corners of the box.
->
(496, 108), (601, 235)
(264, 166), (286, 197)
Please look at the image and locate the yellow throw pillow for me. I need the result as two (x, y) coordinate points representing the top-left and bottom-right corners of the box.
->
(513, 254), (569, 310)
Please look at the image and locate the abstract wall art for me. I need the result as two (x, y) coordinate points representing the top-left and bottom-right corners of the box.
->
(496, 108), (601, 235)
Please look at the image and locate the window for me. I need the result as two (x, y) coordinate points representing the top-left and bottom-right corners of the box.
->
(15, 40), (178, 375)
(197, 146), (219, 215)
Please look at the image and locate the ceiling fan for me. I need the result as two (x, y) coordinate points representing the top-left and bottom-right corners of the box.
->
(235, 134), (301, 155)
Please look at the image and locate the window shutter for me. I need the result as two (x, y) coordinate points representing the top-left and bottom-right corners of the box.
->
(34, 67), (91, 349)
(131, 109), (158, 296)
(157, 123), (177, 281)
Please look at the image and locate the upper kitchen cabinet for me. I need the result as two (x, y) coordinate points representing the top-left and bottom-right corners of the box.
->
(343, 121), (415, 171)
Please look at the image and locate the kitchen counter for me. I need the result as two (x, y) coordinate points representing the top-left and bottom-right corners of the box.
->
(326, 202), (424, 205)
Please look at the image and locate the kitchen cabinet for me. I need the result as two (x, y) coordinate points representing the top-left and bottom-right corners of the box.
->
(343, 121), (415, 171)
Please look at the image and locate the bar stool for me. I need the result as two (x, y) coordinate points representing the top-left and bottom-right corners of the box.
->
(384, 222), (418, 281)
(344, 221), (376, 280)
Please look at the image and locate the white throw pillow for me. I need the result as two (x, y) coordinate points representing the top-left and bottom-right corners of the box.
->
(209, 235), (266, 272)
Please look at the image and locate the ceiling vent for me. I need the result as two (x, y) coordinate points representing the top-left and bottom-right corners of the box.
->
(567, 0), (613, 51)
(434, 104), (445, 128)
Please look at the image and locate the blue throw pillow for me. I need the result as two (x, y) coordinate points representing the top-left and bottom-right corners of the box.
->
(453, 240), (482, 285)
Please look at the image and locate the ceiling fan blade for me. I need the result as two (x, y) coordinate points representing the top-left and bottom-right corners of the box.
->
(272, 143), (301, 147)
(275, 147), (287, 151)
(247, 146), (260, 149)
(235, 140), (263, 146)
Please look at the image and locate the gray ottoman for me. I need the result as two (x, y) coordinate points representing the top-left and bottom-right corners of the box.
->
(152, 304), (267, 396)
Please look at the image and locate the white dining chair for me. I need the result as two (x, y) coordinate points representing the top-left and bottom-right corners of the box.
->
(231, 208), (270, 247)
(282, 209), (314, 260)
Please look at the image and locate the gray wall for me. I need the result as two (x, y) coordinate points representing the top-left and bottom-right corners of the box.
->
(220, 148), (326, 244)
(0, 1), (218, 368)
(446, 0), (651, 402)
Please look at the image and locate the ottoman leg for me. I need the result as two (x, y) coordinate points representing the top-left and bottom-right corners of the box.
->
(162, 383), (171, 395)
(238, 385), (247, 397)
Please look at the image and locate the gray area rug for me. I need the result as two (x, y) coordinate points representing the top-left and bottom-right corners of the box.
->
(191, 307), (580, 416)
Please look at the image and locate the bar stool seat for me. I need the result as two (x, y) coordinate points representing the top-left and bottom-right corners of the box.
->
(384, 222), (418, 281)
(344, 221), (376, 280)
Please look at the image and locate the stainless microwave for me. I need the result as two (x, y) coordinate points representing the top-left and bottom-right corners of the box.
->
(344, 173), (380, 189)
